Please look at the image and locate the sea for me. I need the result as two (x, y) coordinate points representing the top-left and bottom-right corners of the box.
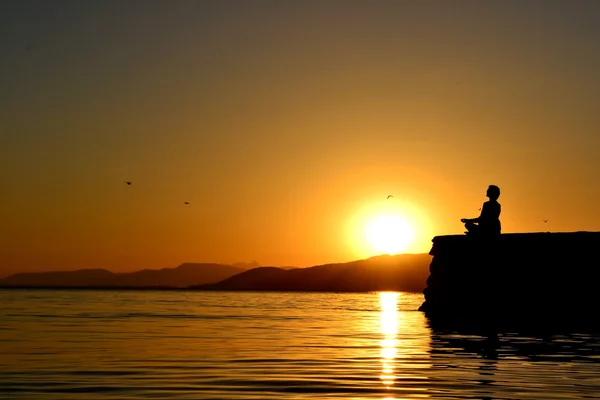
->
(1, 290), (599, 400)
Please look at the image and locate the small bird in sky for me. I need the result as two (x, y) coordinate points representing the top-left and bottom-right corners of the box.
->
(478, 208), (481, 211)
(125, 181), (132, 185)
(184, 202), (190, 205)
(387, 195), (393, 199)
(544, 220), (548, 223)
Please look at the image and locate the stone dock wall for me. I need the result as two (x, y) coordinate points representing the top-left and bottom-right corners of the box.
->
(418, 232), (600, 325)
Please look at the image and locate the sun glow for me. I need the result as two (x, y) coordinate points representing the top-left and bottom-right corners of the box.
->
(365, 214), (413, 255)
(345, 197), (431, 259)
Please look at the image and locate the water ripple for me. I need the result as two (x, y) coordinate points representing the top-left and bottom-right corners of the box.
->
(1, 290), (599, 399)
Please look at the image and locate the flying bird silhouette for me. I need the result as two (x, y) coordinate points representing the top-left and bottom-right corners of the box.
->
(387, 195), (393, 199)
(125, 181), (132, 185)
(544, 220), (548, 223)
(184, 202), (190, 205)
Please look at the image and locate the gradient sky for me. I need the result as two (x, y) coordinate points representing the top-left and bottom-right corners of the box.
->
(2, 0), (600, 275)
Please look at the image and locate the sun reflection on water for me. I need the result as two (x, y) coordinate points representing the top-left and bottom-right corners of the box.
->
(379, 292), (400, 389)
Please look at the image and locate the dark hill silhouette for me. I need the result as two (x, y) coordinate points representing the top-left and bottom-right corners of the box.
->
(0, 255), (432, 292)
(0, 263), (245, 288)
(0, 269), (116, 287)
(190, 253), (432, 292)
(111, 263), (245, 287)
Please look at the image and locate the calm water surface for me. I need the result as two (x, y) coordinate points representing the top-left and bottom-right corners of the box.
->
(1, 290), (599, 399)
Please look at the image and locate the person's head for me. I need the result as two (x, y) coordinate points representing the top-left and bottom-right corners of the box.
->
(486, 185), (500, 200)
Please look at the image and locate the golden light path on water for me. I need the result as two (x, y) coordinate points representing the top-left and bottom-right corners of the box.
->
(379, 292), (430, 400)
(380, 292), (399, 388)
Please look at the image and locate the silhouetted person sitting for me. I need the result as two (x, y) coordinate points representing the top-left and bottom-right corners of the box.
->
(461, 185), (501, 237)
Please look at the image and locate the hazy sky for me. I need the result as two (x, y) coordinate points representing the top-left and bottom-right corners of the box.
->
(2, 0), (600, 275)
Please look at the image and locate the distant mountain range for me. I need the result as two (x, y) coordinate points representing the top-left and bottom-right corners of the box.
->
(0, 254), (432, 292)
(0, 263), (245, 288)
(191, 254), (432, 292)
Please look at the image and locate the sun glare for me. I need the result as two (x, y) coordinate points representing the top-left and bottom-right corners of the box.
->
(345, 197), (430, 259)
(365, 214), (413, 255)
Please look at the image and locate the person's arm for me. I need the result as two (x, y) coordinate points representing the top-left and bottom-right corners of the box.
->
(474, 202), (489, 222)
(463, 204), (485, 223)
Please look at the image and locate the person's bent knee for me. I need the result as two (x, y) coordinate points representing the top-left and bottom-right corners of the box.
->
(465, 221), (476, 230)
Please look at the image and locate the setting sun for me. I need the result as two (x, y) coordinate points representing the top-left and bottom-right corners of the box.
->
(345, 198), (431, 260)
(366, 214), (414, 255)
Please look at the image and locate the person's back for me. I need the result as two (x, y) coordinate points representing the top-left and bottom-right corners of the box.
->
(478, 199), (501, 235)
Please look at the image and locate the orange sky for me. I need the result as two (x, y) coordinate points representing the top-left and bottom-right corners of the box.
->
(1, 1), (600, 276)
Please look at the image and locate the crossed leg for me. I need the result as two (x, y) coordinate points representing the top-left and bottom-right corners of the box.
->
(464, 221), (479, 235)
